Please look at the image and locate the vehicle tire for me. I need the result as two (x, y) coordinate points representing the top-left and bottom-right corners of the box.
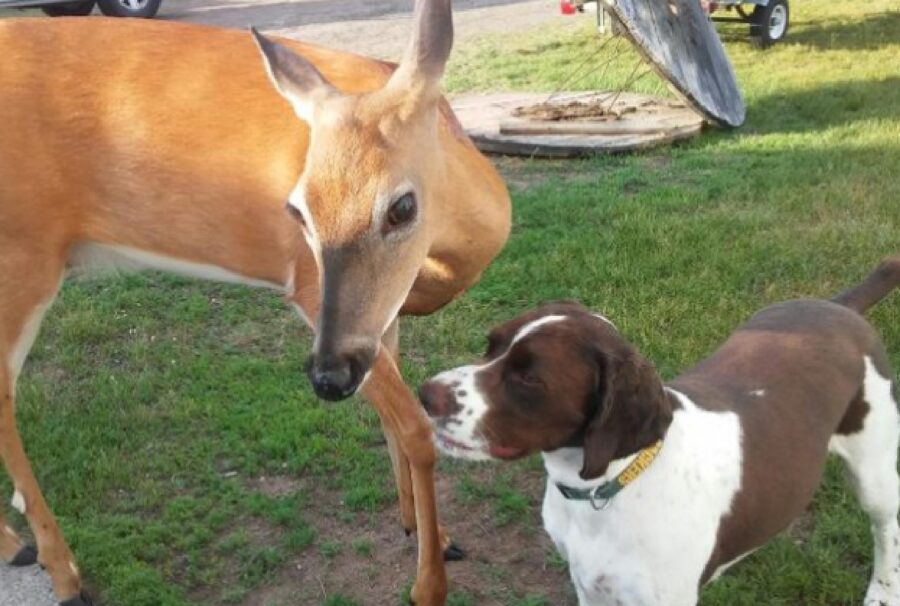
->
(96, 0), (161, 18)
(41, 1), (95, 16)
(750, 0), (789, 48)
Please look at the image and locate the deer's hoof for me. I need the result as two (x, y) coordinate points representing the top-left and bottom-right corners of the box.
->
(9, 544), (37, 567)
(443, 542), (466, 561)
(60, 590), (94, 606)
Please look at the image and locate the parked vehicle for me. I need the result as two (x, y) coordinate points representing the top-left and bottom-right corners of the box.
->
(560, 0), (789, 48)
(0, 0), (162, 18)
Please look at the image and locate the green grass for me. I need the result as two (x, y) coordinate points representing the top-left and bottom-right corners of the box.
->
(2, 1), (900, 604)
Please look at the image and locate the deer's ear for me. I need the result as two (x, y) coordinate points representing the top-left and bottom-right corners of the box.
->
(251, 27), (338, 124)
(386, 0), (453, 109)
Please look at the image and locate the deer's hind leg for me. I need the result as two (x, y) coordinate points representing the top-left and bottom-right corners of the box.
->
(0, 247), (88, 605)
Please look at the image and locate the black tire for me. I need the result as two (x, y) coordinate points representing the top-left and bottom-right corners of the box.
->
(96, 0), (161, 18)
(750, 0), (789, 48)
(41, 1), (95, 16)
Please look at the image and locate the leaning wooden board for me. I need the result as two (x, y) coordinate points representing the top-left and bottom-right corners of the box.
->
(605, 0), (745, 127)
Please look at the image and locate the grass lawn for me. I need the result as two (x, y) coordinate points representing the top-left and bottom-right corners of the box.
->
(2, 0), (899, 604)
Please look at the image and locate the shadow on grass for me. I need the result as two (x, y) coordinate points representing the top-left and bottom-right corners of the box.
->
(744, 76), (900, 135)
(783, 11), (900, 50)
(715, 10), (899, 50)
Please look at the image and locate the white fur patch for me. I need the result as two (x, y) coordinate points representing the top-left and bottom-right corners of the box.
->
(749, 389), (766, 397)
(11, 491), (25, 515)
(8, 296), (55, 390)
(541, 389), (743, 606)
(593, 313), (616, 329)
(287, 183), (322, 271)
(427, 315), (568, 460)
(829, 356), (900, 606)
(68, 243), (282, 291)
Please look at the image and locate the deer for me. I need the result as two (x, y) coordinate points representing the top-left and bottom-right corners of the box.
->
(0, 1), (510, 604)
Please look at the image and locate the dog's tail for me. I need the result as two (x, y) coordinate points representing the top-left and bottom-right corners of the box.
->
(832, 256), (900, 314)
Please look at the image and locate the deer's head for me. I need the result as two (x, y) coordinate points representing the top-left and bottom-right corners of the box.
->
(252, 0), (453, 401)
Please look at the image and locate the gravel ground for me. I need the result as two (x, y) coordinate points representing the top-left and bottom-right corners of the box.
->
(0, 2), (562, 604)
(0, 562), (56, 606)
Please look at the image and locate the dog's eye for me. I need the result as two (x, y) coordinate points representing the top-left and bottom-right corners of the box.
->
(509, 352), (542, 387)
(514, 369), (542, 386)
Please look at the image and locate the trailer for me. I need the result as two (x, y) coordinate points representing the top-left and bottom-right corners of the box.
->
(562, 0), (790, 48)
(705, 0), (790, 47)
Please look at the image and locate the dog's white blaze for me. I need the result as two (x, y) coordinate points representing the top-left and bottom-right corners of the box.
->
(510, 315), (567, 347)
(541, 389), (743, 606)
(11, 490), (25, 515)
(592, 313), (616, 329)
(428, 315), (569, 460)
(749, 389), (766, 397)
(829, 356), (900, 606)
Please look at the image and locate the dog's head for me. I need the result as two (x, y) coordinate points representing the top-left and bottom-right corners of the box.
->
(419, 301), (673, 479)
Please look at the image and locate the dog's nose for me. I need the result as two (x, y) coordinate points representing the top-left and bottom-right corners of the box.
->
(418, 381), (455, 417)
(306, 349), (371, 402)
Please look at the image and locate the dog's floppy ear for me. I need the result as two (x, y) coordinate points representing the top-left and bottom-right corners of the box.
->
(580, 348), (672, 480)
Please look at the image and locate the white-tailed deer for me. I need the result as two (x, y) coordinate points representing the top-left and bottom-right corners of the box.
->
(0, 2), (510, 604)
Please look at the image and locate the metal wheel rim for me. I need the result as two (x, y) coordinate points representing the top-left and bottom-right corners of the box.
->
(768, 4), (787, 39)
(118, 0), (149, 10)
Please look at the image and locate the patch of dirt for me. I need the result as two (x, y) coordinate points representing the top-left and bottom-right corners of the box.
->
(239, 464), (576, 606)
(249, 475), (306, 499)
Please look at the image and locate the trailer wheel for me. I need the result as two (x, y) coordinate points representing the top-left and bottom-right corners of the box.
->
(751, 0), (789, 48)
(41, 1), (95, 15)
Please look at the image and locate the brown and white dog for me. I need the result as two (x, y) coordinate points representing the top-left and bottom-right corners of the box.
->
(419, 258), (900, 606)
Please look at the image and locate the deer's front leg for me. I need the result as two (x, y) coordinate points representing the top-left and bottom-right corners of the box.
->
(290, 287), (447, 604)
(379, 319), (417, 535)
(380, 319), (463, 561)
(362, 350), (447, 606)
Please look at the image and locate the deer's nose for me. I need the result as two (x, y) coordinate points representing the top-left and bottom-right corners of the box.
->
(306, 348), (372, 402)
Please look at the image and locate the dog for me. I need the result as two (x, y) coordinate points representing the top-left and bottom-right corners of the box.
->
(419, 258), (900, 606)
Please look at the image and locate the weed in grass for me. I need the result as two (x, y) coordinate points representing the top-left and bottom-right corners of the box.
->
(351, 537), (375, 557)
(319, 540), (343, 559)
(447, 591), (477, 606)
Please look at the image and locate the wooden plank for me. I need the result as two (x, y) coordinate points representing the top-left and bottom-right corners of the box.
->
(499, 113), (702, 136)
(604, 0), (745, 127)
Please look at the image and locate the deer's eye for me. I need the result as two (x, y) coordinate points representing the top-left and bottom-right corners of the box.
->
(386, 192), (417, 230)
(285, 202), (307, 228)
